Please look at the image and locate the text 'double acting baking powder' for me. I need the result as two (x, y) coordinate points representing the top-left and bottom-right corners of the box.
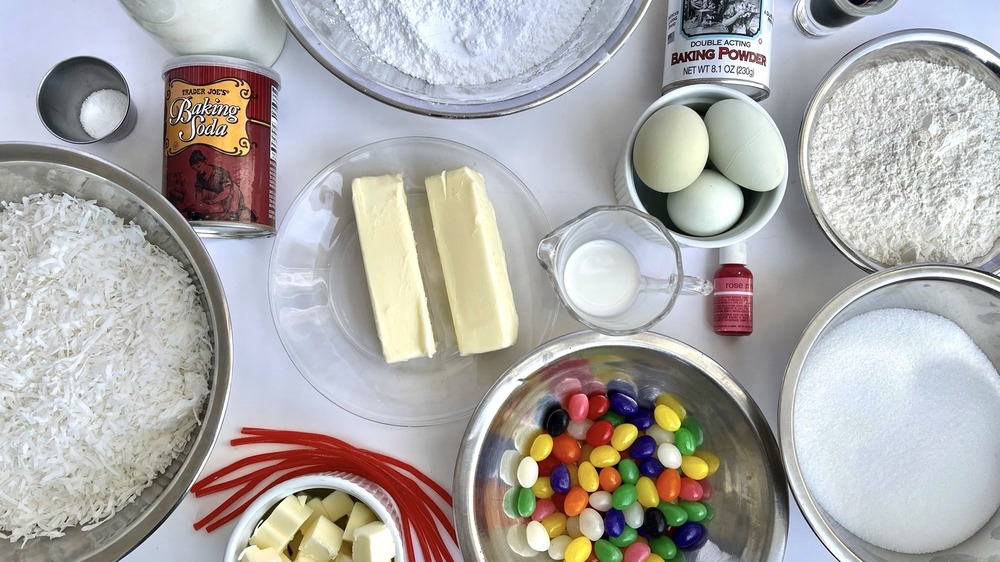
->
(663, 0), (773, 100)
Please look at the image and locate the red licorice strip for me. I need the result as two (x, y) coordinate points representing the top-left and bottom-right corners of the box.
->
(191, 427), (457, 561)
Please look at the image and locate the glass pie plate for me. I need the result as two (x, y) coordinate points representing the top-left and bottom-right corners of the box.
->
(269, 137), (559, 426)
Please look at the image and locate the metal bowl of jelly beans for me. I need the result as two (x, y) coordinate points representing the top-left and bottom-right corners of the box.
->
(454, 331), (787, 561)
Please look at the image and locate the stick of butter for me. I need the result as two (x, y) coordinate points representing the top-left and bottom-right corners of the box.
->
(351, 174), (436, 363)
(425, 167), (518, 355)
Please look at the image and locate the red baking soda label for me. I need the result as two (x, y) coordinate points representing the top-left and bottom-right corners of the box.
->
(163, 61), (277, 231)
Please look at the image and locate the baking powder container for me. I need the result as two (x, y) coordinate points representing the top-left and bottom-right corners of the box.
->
(37, 56), (137, 144)
(663, 0), (773, 100)
(162, 55), (279, 238)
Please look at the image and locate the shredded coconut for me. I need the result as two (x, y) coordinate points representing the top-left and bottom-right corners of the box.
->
(0, 193), (212, 542)
(334, 0), (595, 85)
(808, 59), (1000, 266)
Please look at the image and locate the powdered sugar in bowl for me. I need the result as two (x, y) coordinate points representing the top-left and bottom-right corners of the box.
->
(800, 29), (1000, 273)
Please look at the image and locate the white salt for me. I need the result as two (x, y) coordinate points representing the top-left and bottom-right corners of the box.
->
(794, 308), (1000, 554)
(79, 89), (128, 139)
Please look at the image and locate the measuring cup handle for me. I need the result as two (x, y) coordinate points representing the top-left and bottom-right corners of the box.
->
(680, 275), (714, 296)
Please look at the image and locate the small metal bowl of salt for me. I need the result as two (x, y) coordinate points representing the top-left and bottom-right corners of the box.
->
(799, 29), (1000, 273)
(37, 56), (137, 143)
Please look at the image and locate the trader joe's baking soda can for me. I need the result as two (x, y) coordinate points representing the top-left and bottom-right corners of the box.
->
(663, 0), (773, 100)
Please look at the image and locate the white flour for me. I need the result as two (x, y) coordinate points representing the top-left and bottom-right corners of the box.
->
(335, 0), (594, 85)
(809, 60), (1000, 266)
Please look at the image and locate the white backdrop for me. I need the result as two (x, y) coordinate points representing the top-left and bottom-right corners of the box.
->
(1, 1), (997, 560)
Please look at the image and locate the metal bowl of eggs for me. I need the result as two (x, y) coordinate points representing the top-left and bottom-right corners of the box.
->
(454, 330), (788, 561)
(225, 472), (405, 562)
(799, 29), (1000, 273)
(272, 0), (649, 117)
(780, 264), (1000, 561)
(615, 84), (787, 249)
(0, 142), (231, 561)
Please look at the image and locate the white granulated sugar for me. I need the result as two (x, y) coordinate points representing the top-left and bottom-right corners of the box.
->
(80, 88), (128, 139)
(0, 193), (211, 542)
(794, 308), (1000, 554)
(809, 60), (1000, 266)
(335, 0), (594, 85)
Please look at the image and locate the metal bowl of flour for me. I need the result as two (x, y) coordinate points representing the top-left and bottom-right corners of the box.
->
(800, 29), (1000, 274)
(272, 0), (649, 117)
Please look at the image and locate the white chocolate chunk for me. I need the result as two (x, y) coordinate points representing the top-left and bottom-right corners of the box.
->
(352, 174), (436, 363)
(351, 521), (395, 562)
(298, 515), (344, 561)
(239, 546), (284, 562)
(424, 167), (518, 355)
(249, 495), (313, 551)
(342, 501), (378, 542)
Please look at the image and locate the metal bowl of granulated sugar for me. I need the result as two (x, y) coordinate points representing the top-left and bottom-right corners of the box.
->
(273, 0), (650, 117)
(800, 29), (1000, 274)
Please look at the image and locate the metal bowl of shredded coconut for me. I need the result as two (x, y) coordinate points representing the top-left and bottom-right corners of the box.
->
(0, 143), (231, 560)
(273, 0), (650, 117)
(800, 29), (1000, 274)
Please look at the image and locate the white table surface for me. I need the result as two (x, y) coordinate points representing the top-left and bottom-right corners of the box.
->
(2, 1), (998, 560)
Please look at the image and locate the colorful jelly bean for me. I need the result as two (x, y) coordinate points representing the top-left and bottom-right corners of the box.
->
(531, 433), (554, 461)
(526, 520), (551, 552)
(635, 476), (659, 508)
(551, 464), (572, 494)
(580, 444), (595, 466)
(547, 408), (571, 436)
(644, 506), (668, 536)
(566, 514), (582, 538)
(595, 538), (623, 562)
(679, 500), (708, 523)
(673, 522), (706, 550)
(622, 540), (651, 562)
(661, 502), (689, 528)
(656, 442), (682, 469)
(656, 469), (681, 502)
(553, 433), (582, 464)
(517, 486), (537, 517)
(532, 477), (555, 499)
(607, 379), (638, 400)
(693, 450), (720, 476)
(589, 490), (613, 512)
(608, 391), (639, 416)
(507, 523), (535, 557)
(579, 507), (605, 541)
(647, 554), (667, 562)
(648, 535), (678, 560)
(608, 524), (638, 548)
(564, 536), (593, 562)
(617, 459), (640, 485)
(567, 419), (594, 441)
(517, 456), (539, 488)
(628, 435), (657, 461)
(549, 535), (573, 560)
(599, 467), (622, 492)
(599, 411), (626, 426)
(680, 417), (704, 447)
(680, 455), (709, 480)
(655, 393), (687, 420)
(639, 457), (664, 478)
(627, 408), (655, 431)
(532, 498), (556, 521)
(611, 482), (638, 510)
(538, 454), (561, 477)
(611, 423), (639, 451)
(623, 501), (645, 529)
(645, 425), (674, 445)
(568, 393), (590, 422)
(542, 512), (568, 538)
(653, 404), (681, 431)
(586, 420), (614, 447)
(604, 508), (626, 537)
(590, 445), (621, 468)
(564, 486), (590, 517)
(673, 428), (696, 456)
(588, 394), (610, 420)
(578, 461), (600, 492)
(678, 477), (703, 502)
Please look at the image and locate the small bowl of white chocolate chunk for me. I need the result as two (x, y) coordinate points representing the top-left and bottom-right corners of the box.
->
(226, 472), (405, 562)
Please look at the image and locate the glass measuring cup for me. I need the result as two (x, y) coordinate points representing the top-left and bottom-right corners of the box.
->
(537, 206), (713, 335)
